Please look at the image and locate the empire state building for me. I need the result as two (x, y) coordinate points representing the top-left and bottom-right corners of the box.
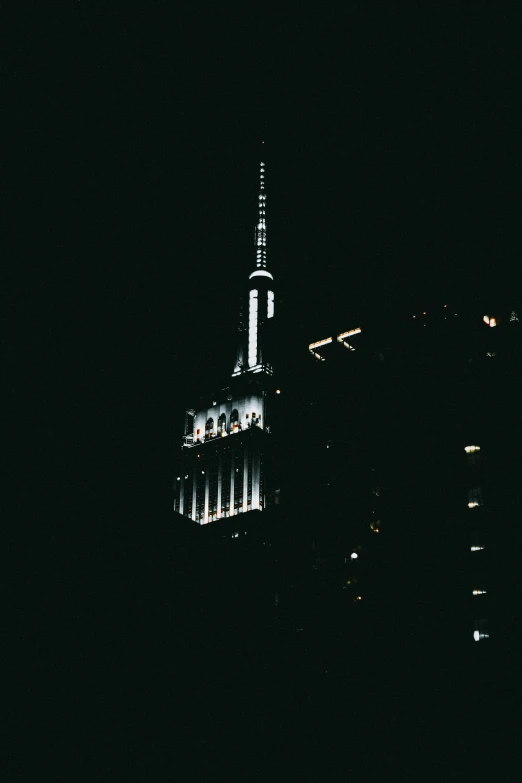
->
(174, 158), (279, 525)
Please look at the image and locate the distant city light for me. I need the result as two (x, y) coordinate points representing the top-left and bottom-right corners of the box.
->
(472, 589), (487, 595)
(350, 552), (358, 560)
(471, 546), (485, 552)
(276, 389), (281, 394)
(468, 501), (479, 508)
(473, 631), (480, 641)
(464, 445), (480, 453)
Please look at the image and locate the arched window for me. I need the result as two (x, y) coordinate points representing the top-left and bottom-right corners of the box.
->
(218, 413), (227, 435)
(230, 409), (239, 433)
(205, 418), (214, 438)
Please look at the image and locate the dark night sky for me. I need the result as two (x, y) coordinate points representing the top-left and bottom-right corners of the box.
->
(4, 4), (521, 531)
(3, 4), (522, 776)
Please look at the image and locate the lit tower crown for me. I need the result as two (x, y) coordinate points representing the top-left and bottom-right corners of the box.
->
(174, 154), (279, 526)
(233, 158), (275, 377)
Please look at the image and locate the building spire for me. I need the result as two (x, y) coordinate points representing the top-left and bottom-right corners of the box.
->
(233, 153), (275, 378)
(254, 159), (267, 270)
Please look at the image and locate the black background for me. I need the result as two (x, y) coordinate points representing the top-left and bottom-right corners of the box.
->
(3, 3), (521, 777)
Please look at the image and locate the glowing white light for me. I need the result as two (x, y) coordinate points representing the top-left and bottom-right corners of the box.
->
(472, 589), (487, 595)
(249, 270), (273, 280)
(267, 290), (274, 318)
(276, 389), (280, 394)
(248, 290), (258, 367)
(471, 546), (485, 551)
(350, 552), (358, 560)
(489, 317), (497, 327)
(483, 315), (490, 325)
(337, 328), (362, 341)
(468, 502), (479, 508)
(473, 630), (480, 641)
(464, 445), (480, 453)
(309, 337), (333, 351)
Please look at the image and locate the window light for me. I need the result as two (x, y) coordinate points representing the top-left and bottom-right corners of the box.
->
(489, 317), (497, 327)
(350, 552), (358, 560)
(472, 589), (487, 595)
(309, 337), (333, 351)
(464, 445), (480, 453)
(468, 487), (483, 508)
(483, 315), (490, 325)
(337, 328), (362, 341)
(470, 546), (485, 552)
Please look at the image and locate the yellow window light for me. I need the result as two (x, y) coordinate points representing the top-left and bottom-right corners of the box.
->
(309, 337), (333, 351)
(483, 315), (490, 325)
(337, 328), (362, 341)
(489, 317), (497, 327)
(464, 445), (480, 453)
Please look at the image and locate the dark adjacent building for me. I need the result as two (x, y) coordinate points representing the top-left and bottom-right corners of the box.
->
(295, 300), (521, 659)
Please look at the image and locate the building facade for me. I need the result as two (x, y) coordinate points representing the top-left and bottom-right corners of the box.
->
(174, 159), (279, 525)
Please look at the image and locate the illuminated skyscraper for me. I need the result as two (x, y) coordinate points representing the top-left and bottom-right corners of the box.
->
(174, 158), (279, 525)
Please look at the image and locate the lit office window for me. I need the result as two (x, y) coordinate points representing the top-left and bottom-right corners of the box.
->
(468, 487), (483, 508)
(473, 619), (489, 641)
